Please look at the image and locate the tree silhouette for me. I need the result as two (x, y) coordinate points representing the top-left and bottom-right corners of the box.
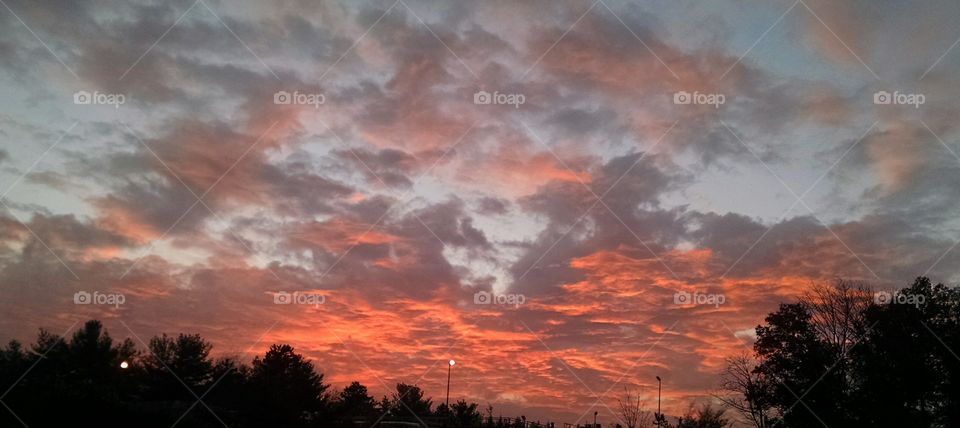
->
(336, 381), (376, 422)
(247, 344), (329, 427)
(393, 382), (433, 418)
(449, 399), (482, 427)
(617, 386), (654, 428)
(1, 276), (957, 428)
(141, 333), (214, 401)
(732, 277), (960, 427)
(715, 354), (774, 427)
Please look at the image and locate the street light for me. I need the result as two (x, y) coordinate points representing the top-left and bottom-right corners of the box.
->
(446, 359), (455, 407)
(656, 376), (662, 428)
(593, 410), (598, 428)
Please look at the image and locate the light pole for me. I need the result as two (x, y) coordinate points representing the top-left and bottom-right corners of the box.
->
(446, 359), (455, 408)
(656, 376), (662, 428)
(593, 410), (598, 428)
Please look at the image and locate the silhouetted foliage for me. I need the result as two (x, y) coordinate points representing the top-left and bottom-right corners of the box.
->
(723, 277), (960, 428)
(2, 277), (957, 427)
(247, 344), (330, 427)
(336, 380), (377, 422)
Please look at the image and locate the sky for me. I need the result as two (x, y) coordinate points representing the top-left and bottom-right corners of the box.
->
(2, 0), (960, 424)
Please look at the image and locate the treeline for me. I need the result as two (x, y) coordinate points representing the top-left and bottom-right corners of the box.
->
(718, 277), (960, 428)
(2, 277), (958, 428)
(0, 320), (513, 428)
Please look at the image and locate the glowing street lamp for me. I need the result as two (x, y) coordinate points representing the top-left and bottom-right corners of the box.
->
(446, 359), (455, 407)
(120, 361), (129, 369)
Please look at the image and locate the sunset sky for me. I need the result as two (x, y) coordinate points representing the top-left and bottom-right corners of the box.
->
(2, 0), (960, 424)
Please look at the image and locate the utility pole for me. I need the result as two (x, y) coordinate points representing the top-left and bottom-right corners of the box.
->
(656, 376), (662, 428)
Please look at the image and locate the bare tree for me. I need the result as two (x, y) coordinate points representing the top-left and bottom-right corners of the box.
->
(715, 354), (775, 428)
(617, 386), (654, 428)
(800, 279), (872, 357)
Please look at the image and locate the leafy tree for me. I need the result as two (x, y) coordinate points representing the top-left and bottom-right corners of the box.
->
(450, 399), (482, 427)
(392, 382), (433, 418)
(336, 381), (376, 421)
(140, 333), (214, 401)
(248, 344), (329, 427)
(671, 404), (730, 428)
(753, 303), (845, 426)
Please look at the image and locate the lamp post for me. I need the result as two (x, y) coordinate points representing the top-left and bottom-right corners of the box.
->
(446, 359), (455, 408)
(656, 376), (662, 428)
(593, 410), (598, 428)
